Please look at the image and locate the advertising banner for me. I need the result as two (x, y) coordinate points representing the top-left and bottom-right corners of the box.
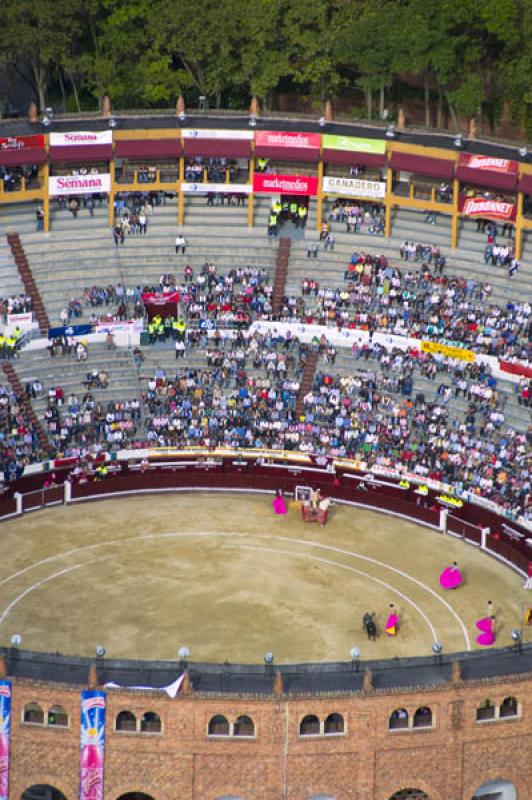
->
(322, 134), (385, 154)
(0, 680), (11, 800)
(49, 174), (111, 196)
(48, 324), (93, 339)
(7, 312), (33, 327)
(255, 130), (321, 150)
(458, 195), (516, 221)
(459, 153), (518, 175)
(181, 129), (253, 140)
(79, 690), (106, 800)
(322, 175), (386, 199)
(0, 135), (45, 151)
(421, 340), (475, 362)
(253, 173), (318, 196)
(50, 131), (113, 147)
(142, 291), (180, 305)
(181, 182), (251, 194)
(95, 320), (144, 335)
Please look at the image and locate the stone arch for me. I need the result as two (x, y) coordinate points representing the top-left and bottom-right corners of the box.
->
(116, 794), (156, 800)
(377, 780), (444, 800)
(18, 782), (71, 800)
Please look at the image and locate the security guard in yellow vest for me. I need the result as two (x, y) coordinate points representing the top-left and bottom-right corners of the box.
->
(289, 200), (298, 220)
(268, 210), (278, 237)
(6, 336), (16, 359)
(298, 204), (308, 228)
(0, 334), (5, 359)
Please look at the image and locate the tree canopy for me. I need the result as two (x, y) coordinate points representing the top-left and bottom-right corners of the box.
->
(0, 0), (530, 135)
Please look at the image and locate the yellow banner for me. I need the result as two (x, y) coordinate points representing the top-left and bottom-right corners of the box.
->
(421, 341), (475, 362)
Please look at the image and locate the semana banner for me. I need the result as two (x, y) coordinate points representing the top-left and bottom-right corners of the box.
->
(322, 175), (386, 199)
(181, 129), (253, 140)
(48, 324), (92, 339)
(7, 312), (33, 326)
(0, 680), (11, 800)
(142, 291), (180, 305)
(253, 173), (318, 196)
(49, 174), (111, 197)
(421, 340), (475, 362)
(0, 135), (45, 151)
(458, 196), (516, 221)
(181, 182), (251, 194)
(459, 153), (518, 175)
(80, 690), (106, 800)
(50, 131), (113, 147)
(255, 130), (320, 150)
(95, 320), (144, 334)
(323, 134), (385, 154)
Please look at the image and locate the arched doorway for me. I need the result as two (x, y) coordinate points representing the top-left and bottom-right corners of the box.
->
(116, 795), (155, 800)
(472, 780), (517, 800)
(389, 791), (429, 800)
(21, 787), (67, 800)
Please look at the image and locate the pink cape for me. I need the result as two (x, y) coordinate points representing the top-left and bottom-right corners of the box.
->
(475, 617), (495, 646)
(272, 495), (287, 515)
(385, 613), (399, 636)
(439, 566), (463, 590)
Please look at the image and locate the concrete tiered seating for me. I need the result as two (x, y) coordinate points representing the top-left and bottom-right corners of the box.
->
(0, 238), (28, 301)
(15, 343), (143, 434)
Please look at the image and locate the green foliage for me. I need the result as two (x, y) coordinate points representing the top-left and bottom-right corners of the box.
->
(0, 0), (530, 130)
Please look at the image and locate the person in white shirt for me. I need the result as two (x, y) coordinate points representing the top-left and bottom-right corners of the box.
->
(175, 234), (187, 254)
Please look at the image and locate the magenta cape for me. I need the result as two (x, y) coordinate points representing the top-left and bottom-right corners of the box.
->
(385, 613), (399, 636)
(272, 495), (287, 515)
(439, 566), (463, 590)
(475, 617), (495, 646)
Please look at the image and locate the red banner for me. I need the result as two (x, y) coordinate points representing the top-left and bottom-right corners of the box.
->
(458, 196), (516, 221)
(255, 130), (321, 150)
(0, 134), (45, 151)
(499, 361), (532, 379)
(459, 153), (518, 175)
(141, 291), (180, 305)
(253, 173), (318, 196)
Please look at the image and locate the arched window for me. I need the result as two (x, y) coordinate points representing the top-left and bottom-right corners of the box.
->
(388, 708), (409, 730)
(299, 714), (320, 735)
(140, 711), (162, 733)
(412, 707), (432, 729)
(324, 712), (344, 734)
(21, 785), (67, 800)
(476, 699), (496, 722)
(23, 702), (44, 725)
(233, 715), (255, 737)
(47, 705), (69, 727)
(208, 714), (230, 736)
(388, 791), (428, 800)
(499, 696), (518, 718)
(116, 710), (137, 732)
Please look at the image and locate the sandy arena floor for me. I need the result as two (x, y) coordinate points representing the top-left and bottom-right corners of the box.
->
(0, 492), (528, 663)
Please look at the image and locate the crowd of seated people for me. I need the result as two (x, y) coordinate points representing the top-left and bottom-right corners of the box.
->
(43, 388), (141, 453)
(0, 384), (45, 480)
(184, 157), (239, 183)
(328, 201), (385, 235)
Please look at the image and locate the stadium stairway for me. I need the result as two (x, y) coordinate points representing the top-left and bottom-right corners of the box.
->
(2, 362), (49, 450)
(5, 234), (50, 334)
(295, 350), (319, 417)
(272, 239), (291, 315)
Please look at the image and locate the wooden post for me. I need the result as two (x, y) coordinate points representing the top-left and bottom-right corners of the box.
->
(248, 158), (254, 228)
(178, 154), (185, 227)
(451, 177), (460, 249)
(316, 158), (324, 231)
(108, 159), (115, 227)
(384, 167), (393, 238)
(42, 162), (50, 232)
(515, 191), (524, 260)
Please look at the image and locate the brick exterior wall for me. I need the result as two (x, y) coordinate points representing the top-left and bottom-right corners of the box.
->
(7, 670), (531, 800)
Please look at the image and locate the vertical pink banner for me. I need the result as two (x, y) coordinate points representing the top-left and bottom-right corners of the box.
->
(80, 690), (106, 800)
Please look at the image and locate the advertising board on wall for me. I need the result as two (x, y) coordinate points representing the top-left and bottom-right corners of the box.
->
(181, 182), (251, 193)
(50, 131), (113, 147)
(322, 175), (386, 199)
(322, 134), (386, 154)
(458, 196), (516, 221)
(181, 129), (253, 140)
(253, 173), (318, 196)
(459, 153), (518, 175)
(0, 135), (45, 151)
(255, 130), (321, 150)
(49, 173), (111, 196)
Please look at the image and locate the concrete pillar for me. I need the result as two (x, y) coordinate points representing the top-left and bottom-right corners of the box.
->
(515, 191), (524, 260)
(178, 154), (185, 227)
(451, 178), (460, 249)
(248, 158), (254, 228)
(64, 480), (72, 503)
(14, 492), (22, 515)
(316, 159), (324, 231)
(384, 167), (393, 238)
(440, 508), (448, 532)
(480, 526), (490, 550)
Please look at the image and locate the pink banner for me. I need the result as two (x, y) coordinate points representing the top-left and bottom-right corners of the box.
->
(459, 153), (518, 175)
(255, 130), (321, 150)
(80, 690), (106, 800)
(458, 196), (516, 221)
(253, 173), (318, 196)
(0, 681), (11, 800)
(142, 291), (180, 305)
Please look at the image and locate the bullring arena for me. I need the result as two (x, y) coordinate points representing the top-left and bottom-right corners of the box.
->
(0, 105), (531, 800)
